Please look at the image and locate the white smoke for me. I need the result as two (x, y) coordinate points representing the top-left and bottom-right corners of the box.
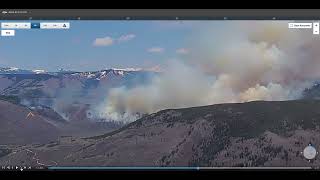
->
(96, 21), (320, 123)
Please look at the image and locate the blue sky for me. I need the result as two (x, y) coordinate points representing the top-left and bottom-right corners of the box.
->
(0, 20), (202, 71)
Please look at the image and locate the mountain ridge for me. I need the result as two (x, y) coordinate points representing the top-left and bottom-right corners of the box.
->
(1, 99), (320, 167)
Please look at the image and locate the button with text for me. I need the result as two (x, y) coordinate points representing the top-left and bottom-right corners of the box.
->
(1, 30), (15, 36)
(288, 23), (312, 29)
(1, 22), (31, 29)
(40, 22), (70, 29)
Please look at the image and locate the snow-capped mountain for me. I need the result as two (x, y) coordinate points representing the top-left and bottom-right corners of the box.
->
(0, 66), (156, 75)
(0, 67), (157, 109)
(111, 68), (143, 72)
(0, 67), (48, 74)
(68, 68), (156, 81)
(32, 69), (47, 74)
(0, 67), (34, 74)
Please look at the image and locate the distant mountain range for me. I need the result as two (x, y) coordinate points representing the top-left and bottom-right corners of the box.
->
(0, 67), (153, 75)
(0, 67), (158, 139)
(0, 67), (39, 74)
(0, 67), (157, 100)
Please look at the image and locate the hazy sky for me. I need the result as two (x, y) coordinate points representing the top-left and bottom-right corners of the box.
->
(0, 20), (310, 72)
(0, 20), (203, 71)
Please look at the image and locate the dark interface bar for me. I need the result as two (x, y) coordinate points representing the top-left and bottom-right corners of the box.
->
(0, 9), (320, 20)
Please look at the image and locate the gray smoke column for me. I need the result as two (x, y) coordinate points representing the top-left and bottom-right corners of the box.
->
(52, 78), (84, 121)
(98, 21), (320, 123)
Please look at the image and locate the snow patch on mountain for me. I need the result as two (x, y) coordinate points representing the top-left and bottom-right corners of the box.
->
(111, 68), (143, 72)
(7, 67), (19, 71)
(32, 70), (46, 74)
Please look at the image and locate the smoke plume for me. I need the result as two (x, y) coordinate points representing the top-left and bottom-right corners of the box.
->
(97, 21), (320, 123)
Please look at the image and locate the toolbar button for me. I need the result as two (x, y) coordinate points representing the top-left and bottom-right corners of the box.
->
(1, 30), (15, 36)
(40, 22), (70, 29)
(288, 22), (312, 29)
(1, 22), (31, 29)
(31, 22), (40, 29)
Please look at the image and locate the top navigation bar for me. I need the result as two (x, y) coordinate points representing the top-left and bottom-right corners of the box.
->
(0, 9), (320, 20)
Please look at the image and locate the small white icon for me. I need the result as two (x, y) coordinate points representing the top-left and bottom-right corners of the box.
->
(2, 11), (7, 14)
(313, 22), (319, 35)
(303, 144), (318, 160)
